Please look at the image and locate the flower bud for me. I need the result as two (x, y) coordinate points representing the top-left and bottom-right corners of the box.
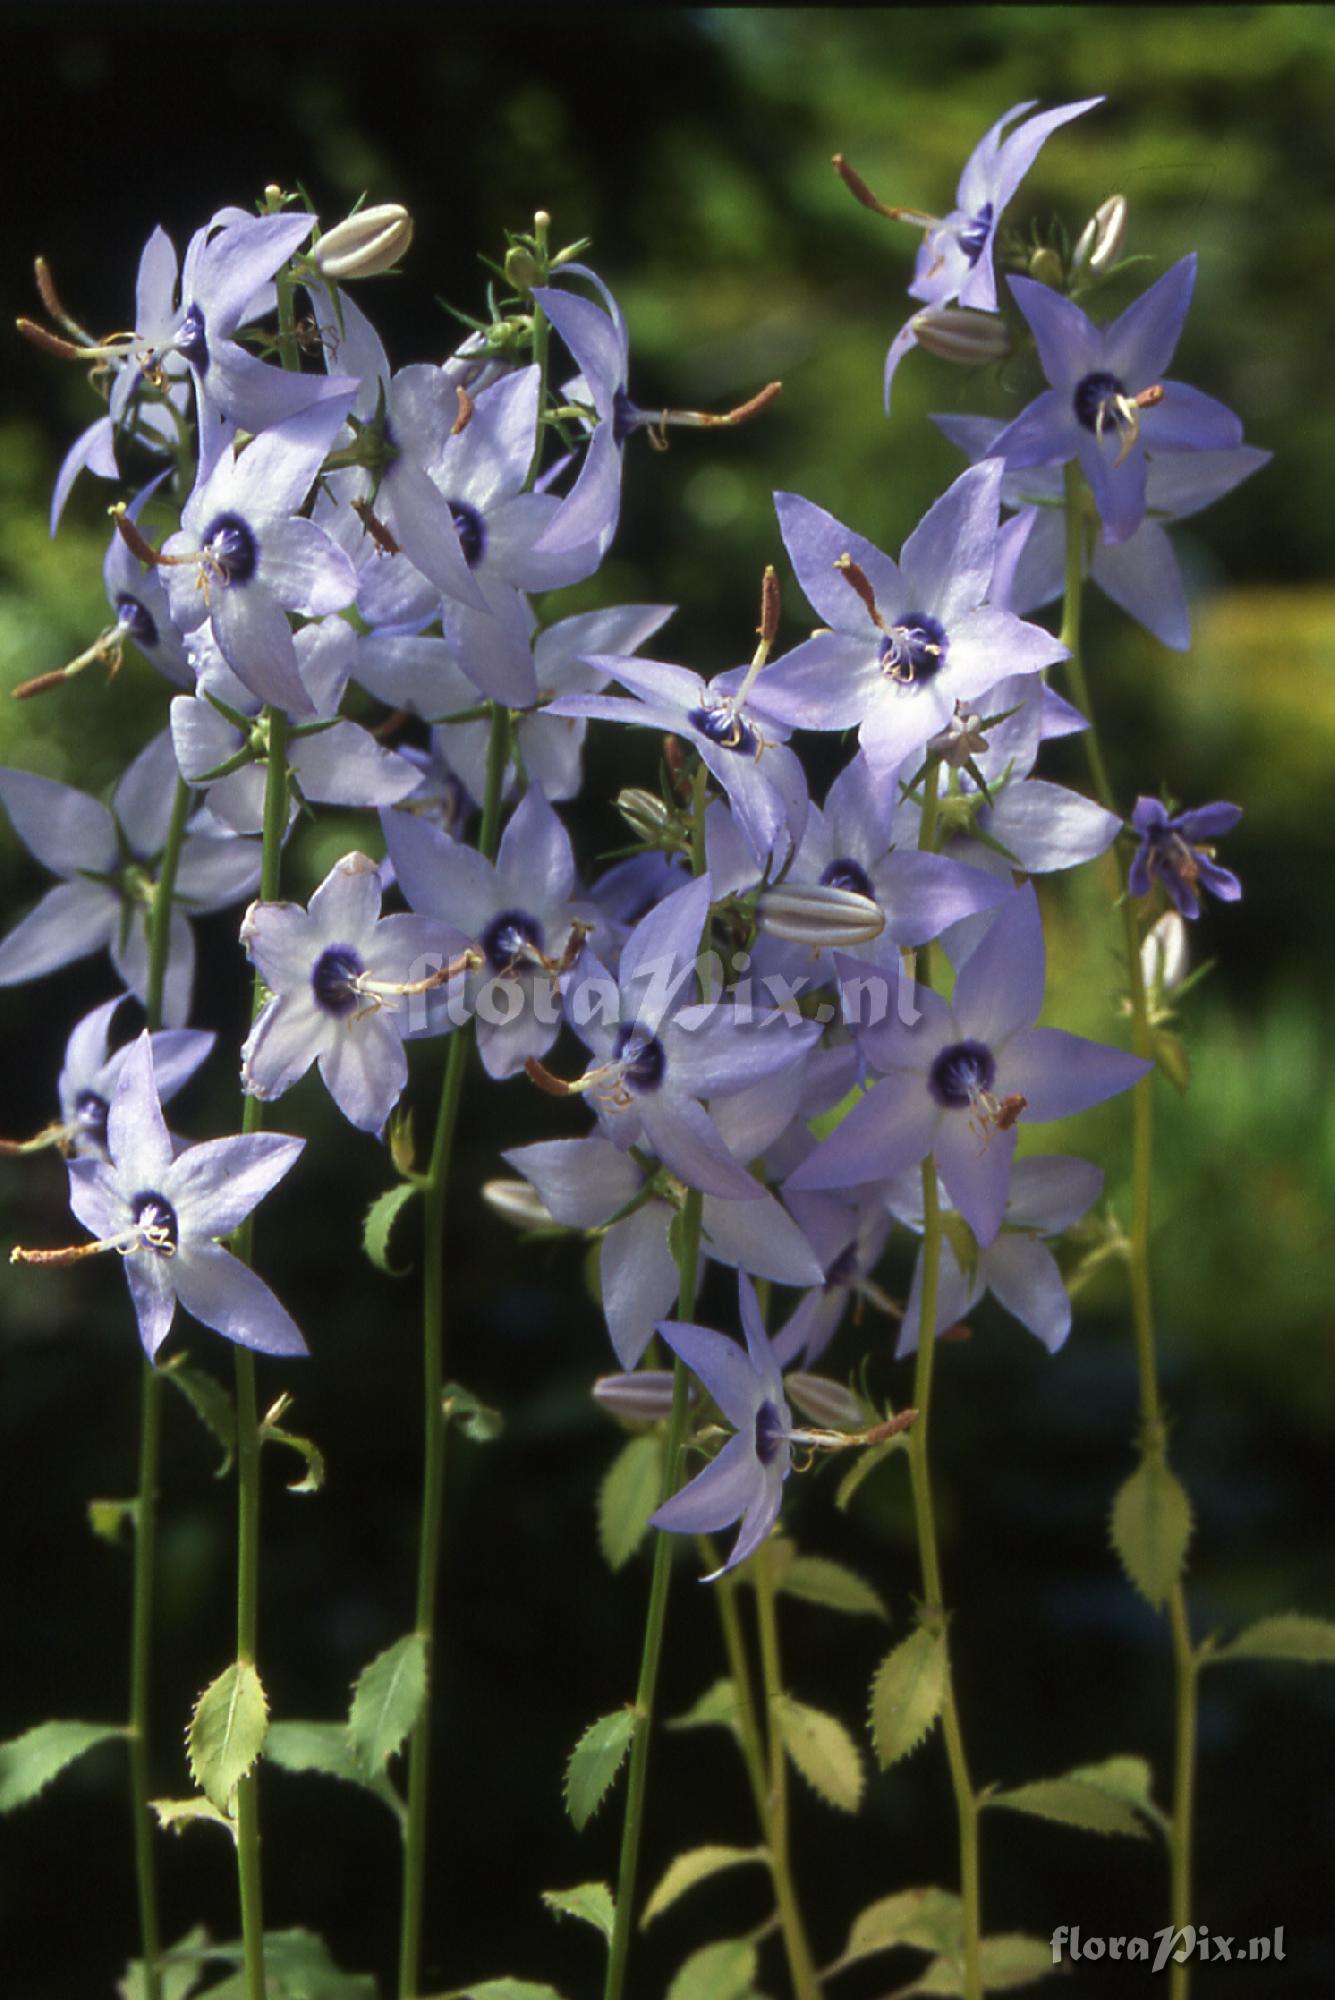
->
(1140, 909), (1188, 996)
(756, 882), (884, 948)
(616, 788), (676, 843)
(783, 1372), (869, 1432)
(1026, 245), (1065, 289)
(504, 245), (543, 293)
(481, 1178), (556, 1230)
(314, 204), (414, 281)
(909, 306), (1011, 367)
(593, 1371), (696, 1425)
(1071, 195), (1128, 278)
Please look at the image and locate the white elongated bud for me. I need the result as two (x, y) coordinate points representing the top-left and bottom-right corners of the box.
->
(782, 1373), (868, 1432)
(481, 1178), (556, 1230)
(757, 882), (885, 948)
(593, 1371), (696, 1424)
(616, 788), (676, 841)
(314, 204), (414, 280)
(909, 305), (1012, 367)
(1140, 909), (1188, 996)
(1071, 195), (1127, 277)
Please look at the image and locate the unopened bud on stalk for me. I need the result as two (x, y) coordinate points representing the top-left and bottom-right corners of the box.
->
(1027, 245), (1064, 289)
(481, 1178), (556, 1230)
(1072, 195), (1127, 278)
(757, 882), (885, 948)
(783, 1372), (869, 1432)
(910, 306), (1011, 367)
(593, 1371), (696, 1425)
(1140, 909), (1188, 996)
(314, 204), (414, 281)
(504, 245), (543, 293)
(616, 788), (676, 843)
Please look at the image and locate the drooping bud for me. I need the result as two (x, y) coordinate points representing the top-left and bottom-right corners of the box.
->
(1071, 195), (1128, 278)
(314, 204), (414, 281)
(1027, 245), (1065, 289)
(593, 1371), (695, 1425)
(783, 1372), (869, 1433)
(481, 1178), (557, 1230)
(756, 882), (885, 948)
(1140, 909), (1188, 997)
(910, 306), (1011, 368)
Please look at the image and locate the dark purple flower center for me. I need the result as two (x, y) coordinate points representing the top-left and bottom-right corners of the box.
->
(612, 1023), (665, 1093)
(176, 302), (209, 373)
(482, 908), (544, 974)
(879, 612), (948, 687)
(958, 202), (994, 267)
(819, 857), (875, 900)
(928, 1038), (996, 1109)
(116, 593), (159, 650)
(447, 499), (486, 569)
(201, 512), (258, 586)
(611, 386), (640, 447)
(687, 701), (759, 758)
(823, 1240), (859, 1292)
(755, 1398), (787, 1467)
(74, 1090), (109, 1150)
(132, 1191), (178, 1254)
(1073, 370), (1128, 434)
(312, 945), (365, 1017)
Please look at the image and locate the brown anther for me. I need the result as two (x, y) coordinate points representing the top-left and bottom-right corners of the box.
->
(16, 318), (83, 360)
(833, 153), (892, 216)
(993, 1091), (1028, 1134)
(110, 504), (166, 569)
(663, 734), (693, 798)
(523, 1056), (577, 1099)
(698, 380), (782, 428)
(549, 920), (593, 978)
(859, 1407), (919, 1444)
(11, 1240), (110, 1268)
(834, 554), (884, 629)
(939, 1322), (973, 1344)
(35, 257), (69, 324)
(1134, 384), (1165, 410)
(351, 498), (402, 557)
(12, 669), (73, 702)
(452, 385), (474, 435)
(757, 564), (781, 649)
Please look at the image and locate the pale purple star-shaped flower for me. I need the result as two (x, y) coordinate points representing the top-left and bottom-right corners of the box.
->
(241, 853), (472, 1134)
(101, 486), (193, 686)
(771, 1188), (895, 1369)
(988, 257), (1245, 546)
(787, 883), (1149, 1247)
(54, 995), (214, 1160)
(49, 1033), (306, 1361)
(1129, 798), (1242, 920)
(757, 465), (1066, 780)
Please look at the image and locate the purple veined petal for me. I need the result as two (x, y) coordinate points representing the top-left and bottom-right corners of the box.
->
(857, 673), (955, 780)
(856, 974), (952, 1071)
(355, 546), (441, 635)
(1138, 383), (1244, 454)
(496, 785), (577, 908)
(503, 1136), (642, 1230)
(125, 1249), (179, 1359)
(1103, 255), (1196, 384)
(111, 906), (193, 1028)
(171, 693), (240, 787)
(988, 388), (1075, 472)
(1001, 1025), (1150, 1122)
(722, 1472), (788, 1576)
(961, 97), (1105, 309)
(701, 1188), (823, 1288)
(530, 285), (626, 409)
(826, 752), (897, 862)
(545, 689), (684, 735)
(67, 1155), (129, 1242)
(1007, 274), (1102, 389)
(990, 505), (1041, 612)
(698, 741), (791, 868)
(200, 346), (356, 466)
(114, 730), (184, 859)
(482, 491), (578, 591)
(1177, 800), (1243, 842)
(473, 968), (563, 1080)
(786, 1076), (941, 1194)
(901, 462), (1004, 622)
(1079, 433), (1147, 548)
(753, 631), (882, 733)
(560, 948), (621, 1065)
(774, 491), (905, 631)
(314, 284), (390, 414)
(1005, 1154), (1104, 1233)
(296, 615), (358, 717)
(896, 1235), (979, 1357)
(1144, 444), (1272, 522)
(981, 1232), (1072, 1350)
(142, 1027), (216, 1106)
(381, 812), (496, 932)
(106, 1034), (174, 1189)
(51, 415), (120, 535)
(212, 580), (318, 716)
(355, 633), (476, 719)
(317, 1010), (409, 1132)
(191, 211), (316, 334)
(135, 224), (180, 342)
(537, 604), (675, 686)
(0, 769), (118, 877)
(306, 850), (382, 945)
(173, 833), (262, 913)
(290, 722), (421, 810)
(946, 604), (1067, 703)
(953, 98), (1036, 210)
(166, 1131), (304, 1239)
(600, 1202), (678, 1368)
(1192, 855), (1242, 903)
(585, 653), (708, 712)
(981, 779), (1122, 872)
(883, 312), (920, 416)
(259, 518), (357, 618)
(666, 1004), (817, 1101)
(951, 881), (1045, 1048)
(710, 1062), (807, 1164)
(61, 995), (126, 1099)
(387, 452), (488, 613)
(1131, 796), (1169, 836)
(171, 1239), (307, 1357)
(650, 1430), (761, 1538)
(242, 990), (323, 1102)
(641, 1092), (768, 1202)
(387, 363), (463, 471)
(1090, 519), (1190, 649)
(530, 417), (623, 565)
(619, 873), (712, 1027)
(656, 1317), (761, 1431)
(437, 572), (541, 710)
(513, 712), (585, 803)
(933, 1116), (1016, 1249)
(874, 850), (1011, 946)
(1127, 848), (1153, 900)
(770, 1287), (846, 1370)
(438, 366), (540, 512)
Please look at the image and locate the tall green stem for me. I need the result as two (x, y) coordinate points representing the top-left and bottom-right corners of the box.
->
(754, 1540), (821, 2000)
(1060, 468), (1196, 1998)
(398, 706), (510, 2000)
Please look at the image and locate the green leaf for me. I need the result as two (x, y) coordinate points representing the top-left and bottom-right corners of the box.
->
(1212, 1612), (1335, 1665)
(597, 1433), (663, 1571)
(1152, 1027), (1191, 1094)
(150, 1795), (236, 1840)
(161, 1355), (236, 1477)
(187, 1662), (268, 1813)
(1110, 1457), (1193, 1609)
(827, 1888), (965, 1973)
(778, 1554), (887, 1620)
(118, 1925), (212, 2000)
(564, 1709), (635, 1831)
(347, 1634), (427, 1773)
(0, 1720), (122, 1812)
(541, 1882), (615, 1943)
(88, 1497), (138, 1547)
(869, 1629), (947, 1769)
(642, 1845), (767, 1926)
(986, 1776), (1151, 1840)
(666, 1938), (758, 2000)
(442, 1380), (504, 1443)
(666, 1679), (739, 1733)
(265, 1719), (406, 1827)
(835, 1436), (904, 1513)
(363, 1181), (418, 1276)
(165, 1927), (376, 1998)
(1063, 1754), (1167, 1834)
(895, 1932), (1056, 1993)
(260, 1408), (325, 1494)
(773, 1693), (863, 1811)
(434, 1984), (569, 2000)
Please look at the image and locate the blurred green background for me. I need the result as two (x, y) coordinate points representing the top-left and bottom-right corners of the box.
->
(1, 8), (1332, 1997)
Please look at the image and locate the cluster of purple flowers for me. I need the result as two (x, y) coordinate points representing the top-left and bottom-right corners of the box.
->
(4, 120), (1253, 1578)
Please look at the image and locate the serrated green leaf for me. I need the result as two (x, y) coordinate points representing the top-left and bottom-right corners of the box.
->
(541, 1882), (615, 1942)
(1110, 1457), (1192, 1609)
(434, 1982), (568, 2000)
(666, 1938), (758, 2000)
(835, 1436), (903, 1513)
(564, 1709), (635, 1831)
(0, 1720), (122, 1812)
(161, 1355), (236, 1477)
(1212, 1612), (1335, 1665)
(118, 1924), (212, 2000)
(895, 1932), (1056, 1994)
(667, 1680), (740, 1732)
(773, 1693), (863, 1811)
(187, 1663), (268, 1813)
(164, 1927), (376, 1998)
(150, 1795), (236, 1840)
(828, 1887), (965, 1973)
(347, 1634), (427, 1772)
(264, 1719), (406, 1828)
(363, 1182), (418, 1277)
(597, 1433), (663, 1571)
(869, 1629), (947, 1769)
(1063, 1754), (1167, 1833)
(642, 1845), (767, 1926)
(442, 1380), (504, 1443)
(260, 1417), (325, 1494)
(986, 1776), (1150, 1839)
(778, 1554), (887, 1620)
(88, 1497), (138, 1547)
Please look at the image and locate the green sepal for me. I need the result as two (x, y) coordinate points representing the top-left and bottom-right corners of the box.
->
(666, 1679), (740, 1733)
(442, 1380), (504, 1443)
(387, 1106), (417, 1179)
(1110, 1456), (1193, 1609)
(161, 1354), (236, 1478)
(540, 1881), (615, 1943)
(773, 1692), (864, 1811)
(894, 1932), (1059, 1994)
(150, 1795), (236, 1841)
(666, 1938), (758, 2000)
(264, 1719), (405, 1828)
(825, 1887), (964, 1975)
(347, 1634), (427, 1774)
(363, 1181), (419, 1277)
(187, 1662), (268, 1813)
(0, 1719), (123, 1812)
(597, 1433), (663, 1571)
(564, 1708), (635, 1831)
(88, 1497), (138, 1546)
(641, 1845), (767, 1927)
(869, 1628), (947, 1769)
(1209, 1612), (1335, 1666)
(775, 1552), (888, 1620)
(259, 1395), (325, 1493)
